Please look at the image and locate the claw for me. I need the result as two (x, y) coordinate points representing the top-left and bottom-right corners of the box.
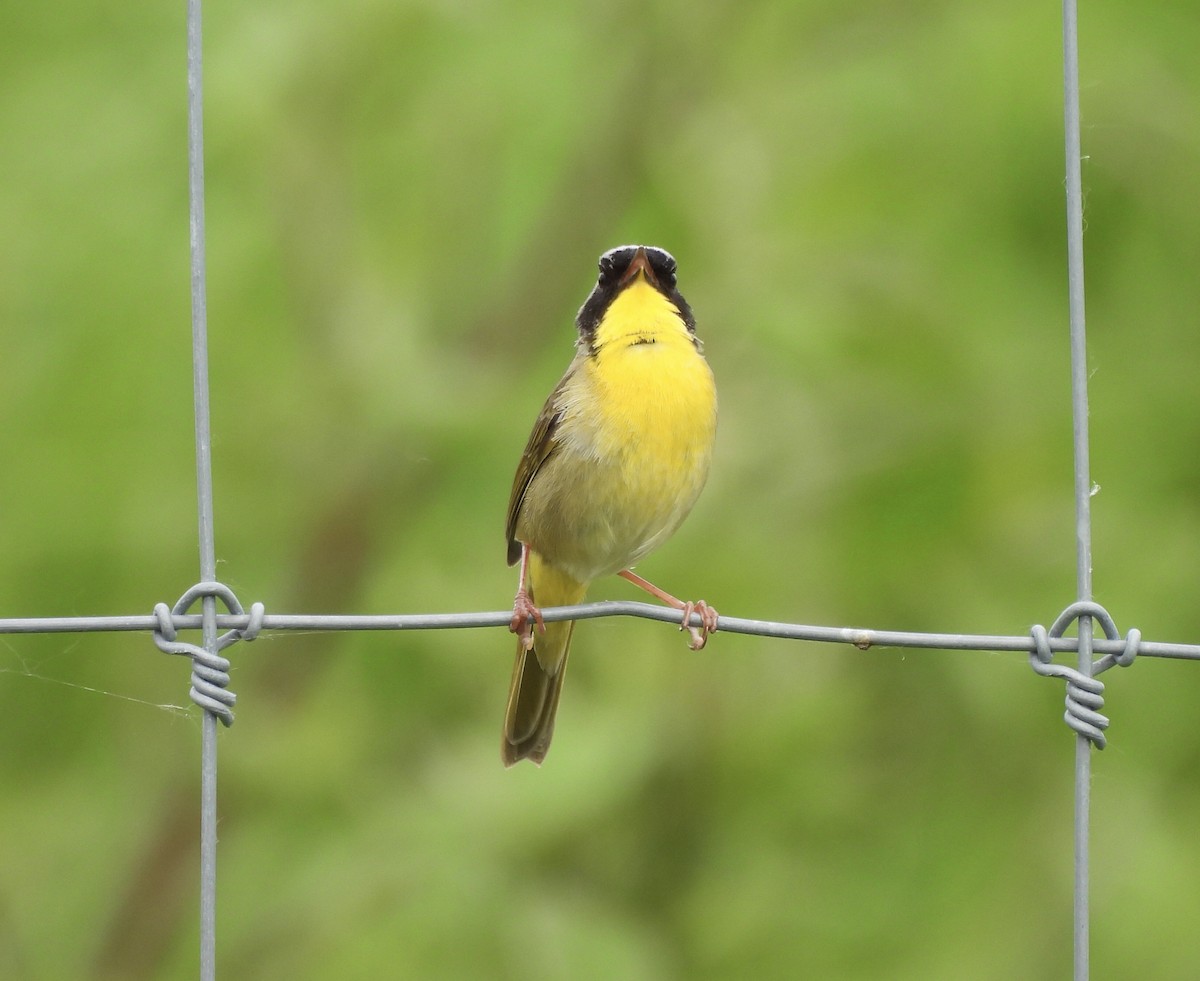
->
(510, 588), (545, 651)
(618, 569), (718, 652)
(508, 542), (545, 651)
(680, 600), (718, 651)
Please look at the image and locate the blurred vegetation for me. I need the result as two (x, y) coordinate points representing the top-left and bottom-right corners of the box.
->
(1, 0), (1199, 978)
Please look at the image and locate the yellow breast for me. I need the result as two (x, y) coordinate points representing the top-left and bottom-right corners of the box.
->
(542, 279), (717, 579)
(588, 286), (716, 481)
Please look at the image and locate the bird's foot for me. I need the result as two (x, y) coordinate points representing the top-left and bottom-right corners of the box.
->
(617, 569), (718, 651)
(509, 588), (545, 652)
(679, 599), (719, 650)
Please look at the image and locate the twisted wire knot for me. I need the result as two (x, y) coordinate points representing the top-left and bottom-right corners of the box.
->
(152, 581), (264, 726)
(1030, 601), (1140, 750)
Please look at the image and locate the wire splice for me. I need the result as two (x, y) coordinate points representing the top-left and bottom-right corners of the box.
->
(1030, 602), (1141, 750)
(152, 582), (264, 727)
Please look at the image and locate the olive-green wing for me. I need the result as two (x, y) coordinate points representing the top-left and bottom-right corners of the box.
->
(505, 369), (573, 565)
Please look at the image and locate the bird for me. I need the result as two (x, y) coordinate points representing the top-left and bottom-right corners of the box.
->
(502, 244), (718, 767)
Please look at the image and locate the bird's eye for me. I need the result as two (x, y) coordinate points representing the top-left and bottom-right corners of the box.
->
(647, 249), (677, 287)
(597, 247), (633, 284)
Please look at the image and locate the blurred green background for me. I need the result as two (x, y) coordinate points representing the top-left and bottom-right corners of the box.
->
(2, 1), (1199, 978)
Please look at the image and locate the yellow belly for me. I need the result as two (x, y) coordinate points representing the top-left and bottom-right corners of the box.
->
(518, 328), (717, 583)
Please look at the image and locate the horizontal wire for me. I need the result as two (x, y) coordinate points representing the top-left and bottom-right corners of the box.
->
(1, 602), (1198, 660)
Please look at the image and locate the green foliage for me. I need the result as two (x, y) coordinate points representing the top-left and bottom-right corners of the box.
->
(2, 0), (1199, 977)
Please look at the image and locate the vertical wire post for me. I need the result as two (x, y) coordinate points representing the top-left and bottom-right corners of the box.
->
(186, 0), (221, 977)
(1060, 1), (1093, 978)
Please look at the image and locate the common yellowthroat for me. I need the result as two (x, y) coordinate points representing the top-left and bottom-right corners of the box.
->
(502, 245), (718, 767)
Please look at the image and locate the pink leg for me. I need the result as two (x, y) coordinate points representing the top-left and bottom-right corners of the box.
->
(509, 543), (545, 651)
(618, 569), (718, 650)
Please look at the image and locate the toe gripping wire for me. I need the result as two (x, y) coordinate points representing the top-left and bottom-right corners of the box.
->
(152, 582), (265, 727)
(1030, 601), (1141, 750)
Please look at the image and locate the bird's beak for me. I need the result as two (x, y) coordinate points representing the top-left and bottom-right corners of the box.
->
(619, 247), (658, 287)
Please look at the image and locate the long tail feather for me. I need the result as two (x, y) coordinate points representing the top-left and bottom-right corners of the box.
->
(502, 554), (587, 766)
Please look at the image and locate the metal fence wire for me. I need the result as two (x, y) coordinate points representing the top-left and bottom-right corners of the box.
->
(3, 2), (1199, 980)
